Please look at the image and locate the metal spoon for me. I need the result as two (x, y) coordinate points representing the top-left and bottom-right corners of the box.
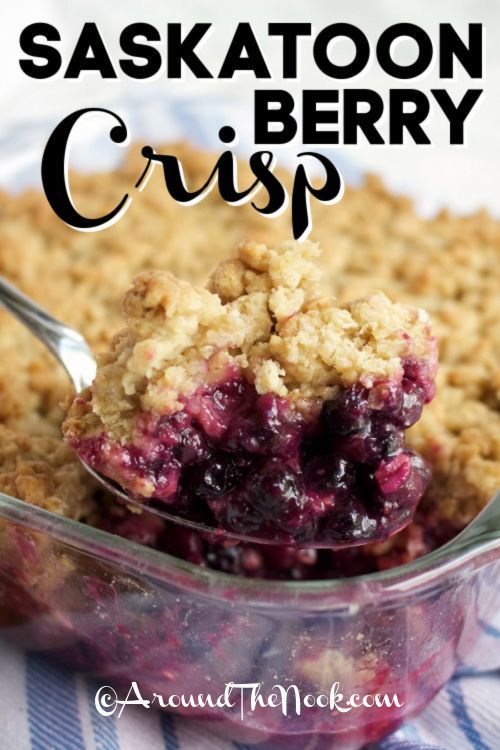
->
(0, 276), (432, 549)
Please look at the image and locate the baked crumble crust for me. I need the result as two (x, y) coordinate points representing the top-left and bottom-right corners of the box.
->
(0, 141), (497, 555)
(0, 424), (94, 519)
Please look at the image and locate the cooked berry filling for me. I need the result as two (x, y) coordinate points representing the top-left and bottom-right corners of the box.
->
(70, 356), (433, 545)
(97, 504), (458, 581)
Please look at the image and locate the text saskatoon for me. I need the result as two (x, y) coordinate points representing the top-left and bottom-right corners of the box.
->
(19, 21), (483, 239)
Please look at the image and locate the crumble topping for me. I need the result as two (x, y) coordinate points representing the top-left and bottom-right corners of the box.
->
(64, 240), (435, 445)
(0, 141), (497, 567)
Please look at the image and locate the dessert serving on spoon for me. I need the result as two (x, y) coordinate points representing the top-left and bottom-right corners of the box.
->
(57, 240), (437, 548)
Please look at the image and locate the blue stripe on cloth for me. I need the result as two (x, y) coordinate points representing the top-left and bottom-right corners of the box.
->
(160, 712), (180, 750)
(233, 743), (254, 750)
(478, 619), (500, 639)
(401, 723), (424, 743)
(26, 652), (86, 750)
(446, 681), (491, 750)
(455, 667), (482, 677)
(86, 680), (120, 750)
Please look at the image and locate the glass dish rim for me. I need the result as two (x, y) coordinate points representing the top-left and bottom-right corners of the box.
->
(3, 490), (500, 610)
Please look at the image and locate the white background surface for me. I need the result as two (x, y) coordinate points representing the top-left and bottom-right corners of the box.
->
(0, 0), (499, 216)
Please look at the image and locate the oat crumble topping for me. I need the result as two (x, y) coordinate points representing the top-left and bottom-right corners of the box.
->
(0, 141), (498, 564)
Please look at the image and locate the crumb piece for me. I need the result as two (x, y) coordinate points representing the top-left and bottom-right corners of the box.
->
(0, 425), (94, 519)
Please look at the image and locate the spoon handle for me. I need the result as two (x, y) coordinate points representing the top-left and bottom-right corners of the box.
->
(0, 276), (96, 392)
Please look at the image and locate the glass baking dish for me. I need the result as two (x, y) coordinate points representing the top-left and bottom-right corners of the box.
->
(1, 96), (500, 749)
(1, 489), (500, 749)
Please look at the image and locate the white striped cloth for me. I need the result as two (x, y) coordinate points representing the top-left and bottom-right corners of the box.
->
(1, 614), (500, 750)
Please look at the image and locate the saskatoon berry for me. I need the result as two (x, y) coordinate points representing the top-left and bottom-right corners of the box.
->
(189, 454), (244, 499)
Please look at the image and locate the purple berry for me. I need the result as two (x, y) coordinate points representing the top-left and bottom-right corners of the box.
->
(245, 458), (316, 538)
(188, 454), (246, 499)
(321, 384), (370, 435)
